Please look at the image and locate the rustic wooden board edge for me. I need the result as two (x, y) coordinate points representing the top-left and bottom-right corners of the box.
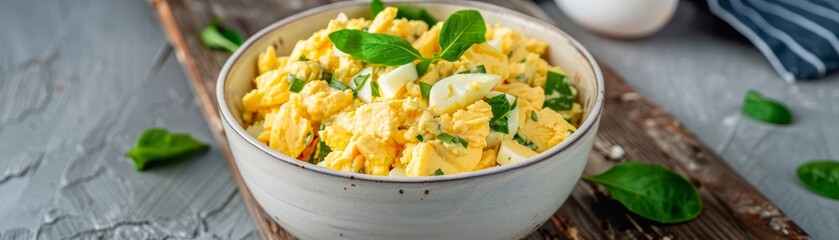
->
(147, 0), (809, 238)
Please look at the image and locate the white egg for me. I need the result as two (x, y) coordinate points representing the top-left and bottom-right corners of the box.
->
(496, 139), (538, 166)
(555, 0), (678, 38)
(428, 74), (501, 115)
(488, 38), (502, 52)
(389, 167), (407, 177)
(378, 63), (418, 99)
(349, 67), (374, 103)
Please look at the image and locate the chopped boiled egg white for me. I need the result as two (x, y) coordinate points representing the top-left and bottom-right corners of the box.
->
(349, 67), (374, 103)
(378, 63), (418, 99)
(496, 139), (537, 166)
(428, 74), (500, 115)
(485, 91), (520, 148)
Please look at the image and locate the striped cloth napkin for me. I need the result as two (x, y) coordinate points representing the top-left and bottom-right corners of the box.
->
(708, 0), (839, 82)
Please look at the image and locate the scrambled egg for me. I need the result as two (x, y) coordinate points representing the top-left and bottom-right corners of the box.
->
(240, 7), (582, 176)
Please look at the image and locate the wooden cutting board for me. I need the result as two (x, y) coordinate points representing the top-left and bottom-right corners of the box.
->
(148, 0), (809, 238)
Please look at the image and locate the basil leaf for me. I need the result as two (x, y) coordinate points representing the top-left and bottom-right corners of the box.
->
(796, 160), (839, 200)
(743, 90), (792, 125)
(486, 94), (514, 133)
(200, 19), (244, 53)
(433, 168), (445, 176)
(544, 71), (575, 111)
(584, 162), (702, 223)
(126, 128), (208, 171)
(457, 65), (487, 74)
(371, 81), (381, 97)
(370, 0), (385, 16)
(416, 57), (433, 76)
(330, 80), (350, 91)
(416, 135), (424, 142)
(531, 111), (538, 121)
(513, 134), (538, 151)
(438, 10), (487, 62)
(288, 74), (307, 93)
(329, 29), (422, 66)
(396, 6), (438, 27)
(298, 55), (309, 61)
(419, 82), (432, 99)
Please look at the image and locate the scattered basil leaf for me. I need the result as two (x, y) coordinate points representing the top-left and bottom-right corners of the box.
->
(288, 74), (307, 93)
(531, 111), (538, 121)
(298, 55), (309, 61)
(416, 135), (424, 142)
(371, 81), (381, 97)
(796, 160), (839, 200)
(416, 57), (434, 76)
(329, 29), (422, 66)
(544, 71), (575, 111)
(126, 128), (208, 171)
(370, 0), (385, 17)
(330, 80), (350, 91)
(396, 5), (438, 27)
(743, 90), (793, 125)
(486, 94), (515, 134)
(200, 19), (244, 53)
(419, 82), (432, 99)
(434, 168), (445, 176)
(438, 10), (487, 62)
(583, 162), (702, 223)
(513, 134), (538, 151)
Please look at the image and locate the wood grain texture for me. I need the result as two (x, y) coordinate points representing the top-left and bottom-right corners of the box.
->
(148, 0), (809, 239)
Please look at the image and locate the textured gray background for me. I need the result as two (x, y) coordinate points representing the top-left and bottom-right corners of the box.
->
(0, 0), (836, 239)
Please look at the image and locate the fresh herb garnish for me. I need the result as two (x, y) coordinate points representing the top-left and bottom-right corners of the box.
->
(743, 90), (792, 125)
(330, 80), (350, 91)
(330, 10), (486, 67)
(370, 0), (386, 16)
(583, 162), (702, 223)
(437, 133), (468, 148)
(416, 135), (424, 142)
(530, 111), (538, 121)
(515, 74), (528, 83)
(126, 128), (208, 171)
(513, 134), (538, 151)
(433, 168), (445, 176)
(370, 81), (381, 97)
(200, 19), (244, 53)
(298, 55), (309, 61)
(796, 160), (839, 200)
(309, 125), (332, 164)
(370, 0), (438, 27)
(329, 29), (422, 66)
(544, 71), (575, 111)
(288, 74), (307, 93)
(486, 94), (516, 134)
(419, 82), (432, 99)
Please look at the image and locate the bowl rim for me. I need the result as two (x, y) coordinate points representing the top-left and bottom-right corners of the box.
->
(217, 0), (605, 183)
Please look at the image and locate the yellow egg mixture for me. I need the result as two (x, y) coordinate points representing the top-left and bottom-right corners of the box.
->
(241, 7), (583, 177)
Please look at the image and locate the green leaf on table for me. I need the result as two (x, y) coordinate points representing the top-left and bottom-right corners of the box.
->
(329, 29), (422, 66)
(486, 94), (516, 134)
(796, 160), (839, 200)
(543, 71), (575, 111)
(370, 0), (386, 16)
(743, 90), (792, 125)
(126, 128), (208, 171)
(418, 82), (432, 99)
(583, 162), (702, 223)
(438, 10), (486, 62)
(200, 19), (244, 53)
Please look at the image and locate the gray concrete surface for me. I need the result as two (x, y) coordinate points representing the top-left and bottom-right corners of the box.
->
(0, 0), (835, 239)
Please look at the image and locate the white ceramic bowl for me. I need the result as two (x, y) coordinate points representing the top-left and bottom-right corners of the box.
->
(217, 1), (604, 239)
